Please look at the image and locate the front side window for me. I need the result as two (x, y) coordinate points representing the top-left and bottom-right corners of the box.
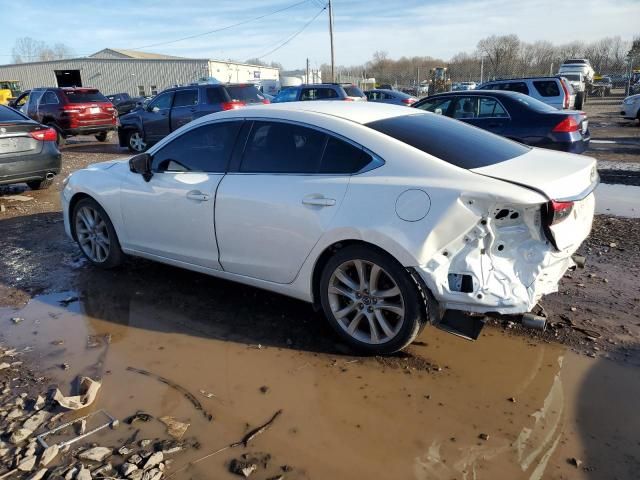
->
(240, 121), (326, 173)
(415, 97), (452, 115)
(148, 92), (174, 110)
(152, 122), (241, 173)
(533, 80), (560, 97)
(173, 89), (199, 108)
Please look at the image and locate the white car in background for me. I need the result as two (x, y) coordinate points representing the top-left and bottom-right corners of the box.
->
(620, 94), (640, 121)
(61, 102), (597, 354)
(558, 58), (595, 83)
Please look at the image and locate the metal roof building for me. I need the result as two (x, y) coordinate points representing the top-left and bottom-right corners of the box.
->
(0, 48), (280, 97)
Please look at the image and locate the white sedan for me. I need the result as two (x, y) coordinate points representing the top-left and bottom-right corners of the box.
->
(62, 102), (597, 354)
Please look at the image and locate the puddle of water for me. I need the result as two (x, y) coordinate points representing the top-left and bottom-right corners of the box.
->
(594, 183), (640, 218)
(1, 292), (639, 480)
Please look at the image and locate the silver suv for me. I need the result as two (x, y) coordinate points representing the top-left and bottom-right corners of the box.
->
(272, 83), (367, 103)
(478, 77), (575, 110)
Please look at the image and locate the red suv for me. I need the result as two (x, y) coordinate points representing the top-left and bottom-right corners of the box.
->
(11, 87), (117, 144)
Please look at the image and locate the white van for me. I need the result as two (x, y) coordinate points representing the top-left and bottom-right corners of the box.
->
(479, 77), (575, 110)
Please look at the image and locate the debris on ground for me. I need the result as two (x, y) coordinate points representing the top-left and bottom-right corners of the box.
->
(53, 376), (101, 410)
(568, 457), (583, 468)
(126, 411), (154, 424)
(231, 410), (283, 448)
(58, 295), (79, 306)
(159, 416), (190, 440)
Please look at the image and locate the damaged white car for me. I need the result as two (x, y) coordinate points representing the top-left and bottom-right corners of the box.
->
(61, 102), (597, 354)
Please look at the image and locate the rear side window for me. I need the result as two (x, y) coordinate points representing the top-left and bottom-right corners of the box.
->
(533, 80), (560, 97)
(343, 85), (364, 97)
(206, 87), (225, 104)
(498, 82), (529, 95)
(41, 91), (59, 105)
(320, 137), (372, 174)
(300, 88), (339, 101)
(152, 122), (241, 173)
(225, 85), (265, 104)
(63, 90), (108, 103)
(0, 105), (28, 121)
(173, 89), (198, 107)
(478, 97), (508, 118)
(241, 121), (326, 173)
(366, 113), (530, 169)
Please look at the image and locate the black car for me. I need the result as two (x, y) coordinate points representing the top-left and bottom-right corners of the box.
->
(118, 83), (267, 152)
(0, 105), (61, 189)
(106, 93), (142, 116)
(412, 90), (590, 154)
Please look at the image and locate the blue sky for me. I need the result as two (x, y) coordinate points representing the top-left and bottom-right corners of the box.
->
(1, 0), (638, 69)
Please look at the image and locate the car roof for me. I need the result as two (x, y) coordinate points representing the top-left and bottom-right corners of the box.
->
(426, 89), (521, 98)
(482, 76), (560, 82)
(222, 101), (423, 124)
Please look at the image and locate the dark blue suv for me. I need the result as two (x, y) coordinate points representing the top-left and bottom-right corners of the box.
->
(118, 83), (267, 152)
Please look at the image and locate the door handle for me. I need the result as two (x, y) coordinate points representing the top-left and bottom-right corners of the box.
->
(186, 190), (210, 202)
(302, 195), (336, 207)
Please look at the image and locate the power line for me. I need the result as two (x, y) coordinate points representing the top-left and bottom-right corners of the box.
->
(257, 4), (327, 59)
(0, 0), (313, 59)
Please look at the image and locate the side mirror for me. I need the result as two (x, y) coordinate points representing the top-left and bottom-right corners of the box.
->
(129, 153), (153, 182)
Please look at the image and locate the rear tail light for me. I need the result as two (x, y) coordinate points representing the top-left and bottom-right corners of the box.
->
(552, 116), (580, 133)
(546, 200), (574, 225)
(342, 97), (355, 101)
(262, 99), (270, 104)
(29, 128), (57, 142)
(221, 101), (245, 110)
(61, 105), (81, 114)
(559, 80), (570, 109)
(402, 98), (417, 105)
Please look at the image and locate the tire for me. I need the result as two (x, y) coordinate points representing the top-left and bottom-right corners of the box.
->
(95, 131), (108, 142)
(127, 130), (147, 153)
(319, 245), (426, 355)
(27, 177), (54, 190)
(72, 197), (124, 269)
(574, 92), (584, 110)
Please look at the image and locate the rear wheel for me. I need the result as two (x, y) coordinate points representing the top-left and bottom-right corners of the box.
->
(127, 130), (147, 153)
(319, 245), (426, 354)
(27, 177), (54, 190)
(72, 197), (124, 269)
(95, 131), (108, 142)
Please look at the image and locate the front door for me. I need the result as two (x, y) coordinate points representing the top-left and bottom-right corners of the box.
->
(143, 91), (173, 142)
(120, 121), (242, 269)
(216, 120), (372, 284)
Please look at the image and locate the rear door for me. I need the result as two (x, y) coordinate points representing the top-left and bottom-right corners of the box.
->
(451, 96), (510, 135)
(143, 91), (174, 142)
(170, 89), (199, 131)
(120, 121), (242, 268)
(215, 120), (371, 284)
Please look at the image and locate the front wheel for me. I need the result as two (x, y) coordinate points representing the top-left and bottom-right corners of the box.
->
(319, 245), (426, 354)
(127, 130), (147, 153)
(72, 197), (124, 269)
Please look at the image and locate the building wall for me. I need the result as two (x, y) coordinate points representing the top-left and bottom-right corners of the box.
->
(0, 58), (210, 97)
(207, 61), (279, 84)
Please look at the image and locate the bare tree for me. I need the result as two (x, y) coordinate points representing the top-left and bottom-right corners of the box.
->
(11, 37), (74, 63)
(476, 34), (521, 79)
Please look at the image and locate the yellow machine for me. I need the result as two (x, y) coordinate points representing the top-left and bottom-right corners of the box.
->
(0, 80), (22, 105)
(429, 67), (451, 94)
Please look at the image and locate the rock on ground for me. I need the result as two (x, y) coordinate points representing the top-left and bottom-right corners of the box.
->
(10, 428), (33, 444)
(40, 444), (59, 466)
(78, 446), (112, 462)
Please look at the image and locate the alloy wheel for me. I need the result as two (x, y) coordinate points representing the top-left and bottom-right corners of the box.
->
(75, 206), (111, 263)
(327, 259), (405, 344)
(129, 132), (146, 152)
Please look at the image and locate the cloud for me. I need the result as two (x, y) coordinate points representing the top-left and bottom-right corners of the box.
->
(0, 0), (637, 68)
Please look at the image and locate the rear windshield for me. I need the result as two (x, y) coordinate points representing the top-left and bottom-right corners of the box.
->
(225, 85), (265, 103)
(366, 113), (530, 169)
(511, 93), (557, 113)
(343, 85), (365, 97)
(63, 90), (108, 103)
(564, 60), (587, 64)
(0, 105), (28, 122)
(563, 74), (581, 81)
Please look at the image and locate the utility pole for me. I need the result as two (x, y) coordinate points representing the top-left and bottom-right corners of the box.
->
(306, 58), (309, 84)
(480, 56), (484, 84)
(328, 0), (335, 82)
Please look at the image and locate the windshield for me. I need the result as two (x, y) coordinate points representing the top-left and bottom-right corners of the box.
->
(511, 93), (558, 112)
(366, 113), (530, 169)
(63, 90), (109, 103)
(225, 85), (265, 103)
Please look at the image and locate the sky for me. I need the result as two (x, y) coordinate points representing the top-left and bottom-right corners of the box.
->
(0, 0), (638, 69)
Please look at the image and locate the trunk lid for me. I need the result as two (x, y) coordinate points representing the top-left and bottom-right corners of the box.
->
(471, 149), (598, 201)
(0, 121), (42, 156)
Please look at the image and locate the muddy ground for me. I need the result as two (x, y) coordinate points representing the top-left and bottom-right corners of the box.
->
(0, 94), (639, 479)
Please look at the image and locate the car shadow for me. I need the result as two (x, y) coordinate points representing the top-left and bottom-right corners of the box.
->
(0, 211), (353, 356)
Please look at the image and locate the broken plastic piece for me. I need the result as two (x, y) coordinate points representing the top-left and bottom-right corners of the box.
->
(53, 377), (101, 410)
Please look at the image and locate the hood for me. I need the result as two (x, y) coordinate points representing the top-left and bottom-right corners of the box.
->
(88, 158), (130, 170)
(471, 149), (598, 201)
